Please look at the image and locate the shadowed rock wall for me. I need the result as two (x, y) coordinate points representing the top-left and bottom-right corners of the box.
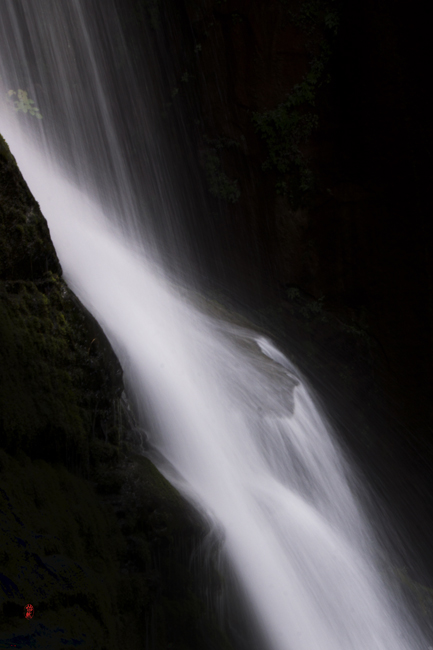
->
(0, 133), (232, 650)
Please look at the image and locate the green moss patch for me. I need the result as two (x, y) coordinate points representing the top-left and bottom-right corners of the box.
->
(0, 275), (123, 473)
(252, 1), (338, 208)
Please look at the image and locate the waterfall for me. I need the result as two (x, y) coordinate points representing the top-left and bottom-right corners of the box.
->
(0, 2), (427, 648)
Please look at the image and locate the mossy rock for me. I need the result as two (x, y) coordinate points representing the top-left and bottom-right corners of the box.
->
(119, 454), (197, 543)
(0, 132), (234, 649)
(0, 274), (124, 473)
(1, 133), (124, 474)
(0, 134), (60, 281)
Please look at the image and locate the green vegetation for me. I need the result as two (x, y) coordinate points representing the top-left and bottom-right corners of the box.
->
(393, 567), (433, 618)
(135, 0), (162, 31)
(253, 0), (338, 208)
(285, 286), (326, 322)
(252, 45), (330, 208)
(280, 0), (339, 35)
(6, 89), (43, 120)
(284, 285), (372, 348)
(204, 154), (240, 204)
(0, 276), (130, 466)
(203, 136), (241, 203)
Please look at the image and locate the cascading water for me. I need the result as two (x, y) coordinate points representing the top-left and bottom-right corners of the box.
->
(0, 2), (427, 648)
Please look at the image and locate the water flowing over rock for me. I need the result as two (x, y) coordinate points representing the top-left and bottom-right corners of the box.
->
(1, 1), (432, 649)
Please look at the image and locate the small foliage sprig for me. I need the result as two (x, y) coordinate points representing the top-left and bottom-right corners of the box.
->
(252, 39), (333, 208)
(204, 149), (241, 203)
(202, 135), (242, 203)
(6, 89), (43, 119)
(253, 0), (339, 207)
(280, 0), (339, 36)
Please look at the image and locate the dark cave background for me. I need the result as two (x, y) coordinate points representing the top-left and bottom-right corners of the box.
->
(130, 0), (433, 583)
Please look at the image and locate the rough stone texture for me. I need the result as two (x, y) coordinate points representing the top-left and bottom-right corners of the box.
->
(0, 448), (231, 650)
(0, 133), (232, 649)
(0, 134), (124, 473)
(0, 135), (61, 281)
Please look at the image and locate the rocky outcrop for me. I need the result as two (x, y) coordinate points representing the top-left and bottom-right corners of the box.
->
(0, 133), (232, 649)
(0, 133), (123, 472)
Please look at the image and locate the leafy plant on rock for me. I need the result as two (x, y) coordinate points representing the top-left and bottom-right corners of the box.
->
(253, 0), (339, 208)
(6, 89), (43, 119)
(203, 136), (241, 203)
(252, 52), (328, 208)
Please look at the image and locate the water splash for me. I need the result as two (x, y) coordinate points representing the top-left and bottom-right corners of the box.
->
(0, 2), (426, 648)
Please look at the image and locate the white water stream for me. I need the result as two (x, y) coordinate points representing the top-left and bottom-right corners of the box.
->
(0, 2), (426, 648)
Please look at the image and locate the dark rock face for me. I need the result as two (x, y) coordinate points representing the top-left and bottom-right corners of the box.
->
(1, 134), (123, 474)
(0, 133), (232, 649)
(0, 449), (229, 650)
(0, 135), (61, 281)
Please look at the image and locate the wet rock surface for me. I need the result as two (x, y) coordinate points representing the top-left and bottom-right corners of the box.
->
(0, 133), (232, 649)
